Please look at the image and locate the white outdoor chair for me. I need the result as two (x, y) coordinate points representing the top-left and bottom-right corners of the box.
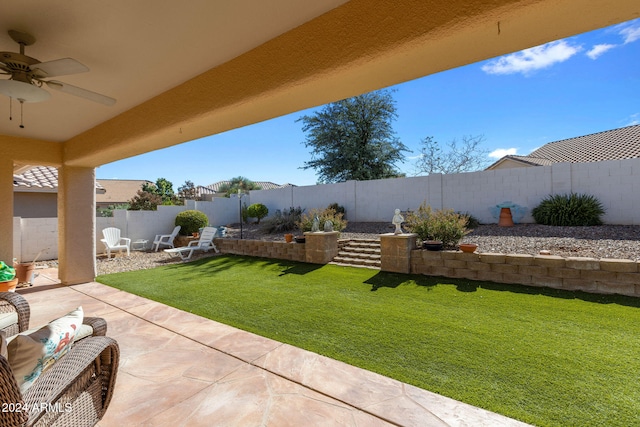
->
(164, 227), (219, 261)
(152, 225), (181, 251)
(101, 227), (131, 259)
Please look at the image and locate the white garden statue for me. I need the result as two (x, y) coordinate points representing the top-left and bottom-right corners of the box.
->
(392, 209), (404, 234)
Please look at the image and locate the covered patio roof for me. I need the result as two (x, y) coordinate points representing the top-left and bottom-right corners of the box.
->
(1, 0), (638, 282)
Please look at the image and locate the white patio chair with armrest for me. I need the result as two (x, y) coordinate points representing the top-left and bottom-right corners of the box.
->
(164, 226), (219, 261)
(101, 227), (131, 258)
(152, 225), (181, 251)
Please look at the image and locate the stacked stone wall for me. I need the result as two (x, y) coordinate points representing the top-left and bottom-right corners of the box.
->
(411, 251), (640, 297)
(214, 238), (306, 262)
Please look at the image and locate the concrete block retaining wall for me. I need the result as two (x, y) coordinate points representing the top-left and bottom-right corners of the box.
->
(214, 238), (306, 262)
(410, 250), (640, 297)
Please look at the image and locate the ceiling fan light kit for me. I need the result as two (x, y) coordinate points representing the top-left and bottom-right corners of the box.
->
(0, 29), (116, 128)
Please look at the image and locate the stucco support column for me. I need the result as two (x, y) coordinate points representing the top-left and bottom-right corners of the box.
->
(0, 157), (14, 264)
(58, 166), (96, 285)
(380, 233), (418, 274)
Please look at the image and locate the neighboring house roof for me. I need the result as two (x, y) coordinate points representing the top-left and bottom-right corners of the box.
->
(13, 166), (105, 193)
(197, 181), (295, 197)
(487, 125), (640, 169)
(96, 179), (151, 205)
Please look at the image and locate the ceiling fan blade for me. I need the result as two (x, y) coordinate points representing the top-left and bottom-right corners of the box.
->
(45, 80), (116, 106)
(31, 58), (89, 78)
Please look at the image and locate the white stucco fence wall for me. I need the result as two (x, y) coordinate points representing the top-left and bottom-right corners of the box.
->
(12, 157), (640, 262)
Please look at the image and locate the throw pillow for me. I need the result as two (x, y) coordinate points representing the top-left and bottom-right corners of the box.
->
(7, 307), (83, 393)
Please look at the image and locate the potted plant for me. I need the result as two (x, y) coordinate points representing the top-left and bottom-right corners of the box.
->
(0, 261), (17, 292)
(284, 233), (294, 243)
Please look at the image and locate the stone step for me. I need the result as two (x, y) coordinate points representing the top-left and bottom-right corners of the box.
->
(332, 256), (381, 267)
(332, 239), (382, 269)
(342, 246), (380, 254)
(338, 251), (381, 260)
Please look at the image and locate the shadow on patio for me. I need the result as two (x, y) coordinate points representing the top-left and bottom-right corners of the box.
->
(16, 268), (531, 426)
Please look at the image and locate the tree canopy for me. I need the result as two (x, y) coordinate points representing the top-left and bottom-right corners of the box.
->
(217, 176), (262, 197)
(298, 90), (409, 183)
(413, 135), (490, 175)
(129, 178), (180, 210)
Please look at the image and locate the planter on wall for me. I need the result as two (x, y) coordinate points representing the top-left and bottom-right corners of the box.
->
(459, 243), (478, 253)
(423, 240), (443, 251)
(284, 233), (294, 243)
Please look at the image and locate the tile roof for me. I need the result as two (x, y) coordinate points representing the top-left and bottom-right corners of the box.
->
(197, 181), (295, 197)
(96, 179), (151, 204)
(488, 125), (640, 169)
(13, 166), (105, 193)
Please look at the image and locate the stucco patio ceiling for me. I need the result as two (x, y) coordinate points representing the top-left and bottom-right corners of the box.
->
(1, 0), (638, 171)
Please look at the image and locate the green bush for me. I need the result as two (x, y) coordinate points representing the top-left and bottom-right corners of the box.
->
(260, 207), (304, 233)
(405, 202), (469, 248)
(327, 203), (346, 218)
(532, 193), (605, 226)
(246, 203), (269, 224)
(175, 210), (209, 235)
(458, 211), (481, 229)
(297, 207), (347, 232)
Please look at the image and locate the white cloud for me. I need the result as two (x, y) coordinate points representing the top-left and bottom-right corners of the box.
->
(619, 23), (640, 44)
(626, 113), (640, 126)
(586, 43), (616, 59)
(489, 148), (517, 159)
(481, 40), (582, 75)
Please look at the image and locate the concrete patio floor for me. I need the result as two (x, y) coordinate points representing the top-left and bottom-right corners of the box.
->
(17, 267), (532, 427)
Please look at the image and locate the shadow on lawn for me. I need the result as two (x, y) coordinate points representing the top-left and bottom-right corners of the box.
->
(365, 271), (439, 291)
(164, 254), (323, 276)
(365, 271), (640, 307)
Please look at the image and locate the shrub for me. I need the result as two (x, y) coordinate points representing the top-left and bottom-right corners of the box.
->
(297, 207), (347, 232)
(261, 207), (304, 233)
(532, 193), (605, 226)
(458, 211), (481, 229)
(405, 202), (469, 248)
(246, 203), (269, 224)
(327, 203), (346, 218)
(175, 210), (209, 235)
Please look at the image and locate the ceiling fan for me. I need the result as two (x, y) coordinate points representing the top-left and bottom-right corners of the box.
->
(0, 29), (116, 127)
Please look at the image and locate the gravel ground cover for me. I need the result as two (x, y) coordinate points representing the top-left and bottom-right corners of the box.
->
(86, 222), (640, 275)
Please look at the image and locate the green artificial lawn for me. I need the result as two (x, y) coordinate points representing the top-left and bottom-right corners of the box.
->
(97, 254), (640, 427)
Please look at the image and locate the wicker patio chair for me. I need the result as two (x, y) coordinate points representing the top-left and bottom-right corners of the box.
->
(0, 293), (119, 427)
(0, 291), (30, 336)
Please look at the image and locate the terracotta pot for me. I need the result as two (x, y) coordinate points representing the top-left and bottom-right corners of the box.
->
(284, 234), (294, 243)
(0, 278), (18, 292)
(459, 243), (478, 253)
(15, 263), (35, 283)
(498, 207), (514, 227)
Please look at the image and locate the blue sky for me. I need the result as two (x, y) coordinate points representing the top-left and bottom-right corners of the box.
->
(97, 18), (640, 188)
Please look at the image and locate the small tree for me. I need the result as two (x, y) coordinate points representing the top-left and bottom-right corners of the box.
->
(246, 203), (269, 224)
(413, 135), (490, 175)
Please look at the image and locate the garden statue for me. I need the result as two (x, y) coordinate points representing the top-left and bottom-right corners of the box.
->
(392, 208), (404, 234)
(311, 215), (320, 232)
(324, 220), (333, 232)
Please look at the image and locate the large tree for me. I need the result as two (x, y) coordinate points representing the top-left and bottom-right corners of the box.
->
(298, 90), (409, 183)
(413, 135), (490, 175)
